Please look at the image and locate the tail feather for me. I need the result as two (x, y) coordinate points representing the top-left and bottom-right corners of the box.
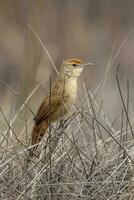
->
(30, 120), (48, 157)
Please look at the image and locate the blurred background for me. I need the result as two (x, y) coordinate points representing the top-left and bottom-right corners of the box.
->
(0, 0), (134, 126)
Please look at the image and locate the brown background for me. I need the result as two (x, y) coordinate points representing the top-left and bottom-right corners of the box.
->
(0, 0), (134, 123)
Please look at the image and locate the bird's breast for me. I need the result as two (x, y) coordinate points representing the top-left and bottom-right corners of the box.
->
(64, 79), (77, 100)
(49, 79), (77, 122)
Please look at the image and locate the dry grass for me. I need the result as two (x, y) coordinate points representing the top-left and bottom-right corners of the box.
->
(0, 27), (133, 199)
(0, 68), (134, 200)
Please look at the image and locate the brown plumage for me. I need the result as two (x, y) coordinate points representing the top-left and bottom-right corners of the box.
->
(31, 58), (93, 154)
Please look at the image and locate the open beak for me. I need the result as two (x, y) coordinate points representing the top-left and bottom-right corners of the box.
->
(79, 62), (93, 68)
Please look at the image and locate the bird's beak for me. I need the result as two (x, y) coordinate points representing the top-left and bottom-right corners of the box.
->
(79, 62), (93, 68)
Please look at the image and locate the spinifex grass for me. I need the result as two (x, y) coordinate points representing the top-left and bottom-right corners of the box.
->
(0, 73), (134, 200)
(0, 29), (133, 199)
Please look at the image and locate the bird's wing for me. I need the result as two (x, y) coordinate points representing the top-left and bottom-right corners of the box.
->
(34, 95), (63, 125)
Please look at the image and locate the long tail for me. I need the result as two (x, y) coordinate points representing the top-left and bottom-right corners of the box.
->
(30, 120), (48, 157)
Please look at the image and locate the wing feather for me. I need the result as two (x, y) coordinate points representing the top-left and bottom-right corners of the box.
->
(35, 95), (63, 125)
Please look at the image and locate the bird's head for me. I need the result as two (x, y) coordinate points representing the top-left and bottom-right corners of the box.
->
(61, 58), (93, 78)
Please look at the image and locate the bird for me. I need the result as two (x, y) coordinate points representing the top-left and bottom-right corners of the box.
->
(31, 58), (93, 154)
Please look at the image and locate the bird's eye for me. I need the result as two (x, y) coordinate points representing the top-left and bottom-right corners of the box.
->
(72, 63), (76, 66)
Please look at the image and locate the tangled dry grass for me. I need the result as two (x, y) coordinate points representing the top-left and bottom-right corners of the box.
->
(0, 68), (134, 200)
